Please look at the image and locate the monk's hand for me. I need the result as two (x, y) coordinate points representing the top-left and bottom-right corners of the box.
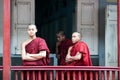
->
(66, 55), (73, 63)
(68, 46), (73, 52)
(26, 53), (32, 56)
(73, 52), (82, 60)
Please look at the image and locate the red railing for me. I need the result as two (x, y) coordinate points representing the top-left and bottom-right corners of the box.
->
(10, 66), (119, 80)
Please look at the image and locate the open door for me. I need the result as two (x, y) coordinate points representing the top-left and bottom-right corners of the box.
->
(11, 0), (35, 54)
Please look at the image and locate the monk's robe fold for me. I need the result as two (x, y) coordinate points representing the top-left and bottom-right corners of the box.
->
(22, 37), (50, 66)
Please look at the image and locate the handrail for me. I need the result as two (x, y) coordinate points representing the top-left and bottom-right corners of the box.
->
(0, 66), (118, 71)
(11, 66), (119, 71)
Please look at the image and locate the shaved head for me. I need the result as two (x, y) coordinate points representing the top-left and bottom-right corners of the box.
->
(27, 24), (37, 37)
(28, 24), (37, 29)
(72, 32), (82, 43)
(72, 32), (81, 38)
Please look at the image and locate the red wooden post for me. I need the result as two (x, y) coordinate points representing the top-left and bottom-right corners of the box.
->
(84, 71), (87, 80)
(38, 71), (41, 80)
(21, 71), (24, 80)
(67, 71), (70, 80)
(78, 71), (82, 80)
(90, 71), (93, 80)
(50, 71), (53, 80)
(61, 71), (64, 80)
(3, 0), (10, 80)
(27, 71), (30, 80)
(73, 71), (76, 80)
(112, 71), (115, 80)
(95, 71), (98, 80)
(32, 71), (35, 80)
(15, 71), (18, 80)
(44, 71), (47, 80)
(118, 0), (120, 80)
(101, 71), (104, 80)
(107, 71), (110, 80)
(56, 71), (58, 80)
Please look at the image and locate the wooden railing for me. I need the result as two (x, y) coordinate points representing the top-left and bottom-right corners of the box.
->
(10, 66), (119, 80)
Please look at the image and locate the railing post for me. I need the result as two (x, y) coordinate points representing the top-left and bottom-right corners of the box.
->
(56, 71), (58, 80)
(3, 0), (10, 80)
(67, 71), (70, 80)
(118, 0), (120, 79)
(50, 71), (53, 80)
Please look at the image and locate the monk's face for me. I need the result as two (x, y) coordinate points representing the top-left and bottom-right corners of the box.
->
(56, 34), (65, 42)
(72, 33), (80, 43)
(27, 25), (37, 37)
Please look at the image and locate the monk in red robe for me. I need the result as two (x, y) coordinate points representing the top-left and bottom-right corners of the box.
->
(65, 32), (92, 80)
(56, 30), (73, 80)
(56, 29), (73, 65)
(21, 24), (50, 80)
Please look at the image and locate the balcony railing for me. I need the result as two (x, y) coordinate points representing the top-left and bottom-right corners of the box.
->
(9, 66), (119, 80)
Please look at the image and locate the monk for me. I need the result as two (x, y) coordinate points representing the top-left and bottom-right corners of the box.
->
(56, 29), (73, 65)
(65, 32), (92, 80)
(56, 30), (73, 80)
(21, 24), (50, 80)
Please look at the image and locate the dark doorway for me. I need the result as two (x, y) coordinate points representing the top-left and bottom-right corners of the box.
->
(35, 0), (76, 53)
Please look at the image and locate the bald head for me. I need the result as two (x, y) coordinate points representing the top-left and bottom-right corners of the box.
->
(72, 32), (81, 43)
(27, 24), (37, 37)
(72, 32), (81, 38)
(27, 24), (37, 29)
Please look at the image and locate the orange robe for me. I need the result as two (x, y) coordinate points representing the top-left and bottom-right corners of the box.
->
(22, 37), (50, 80)
(66, 41), (92, 80)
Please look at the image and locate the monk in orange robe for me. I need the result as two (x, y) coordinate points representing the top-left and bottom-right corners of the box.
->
(66, 32), (92, 80)
(21, 24), (50, 80)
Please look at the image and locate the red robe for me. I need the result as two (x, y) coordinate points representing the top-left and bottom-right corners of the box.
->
(67, 41), (92, 66)
(66, 41), (92, 80)
(57, 38), (73, 80)
(22, 37), (50, 66)
(22, 37), (50, 80)
(58, 38), (73, 65)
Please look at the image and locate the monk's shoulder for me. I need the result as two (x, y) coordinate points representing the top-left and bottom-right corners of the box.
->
(36, 37), (46, 42)
(21, 39), (29, 46)
(64, 39), (72, 45)
(79, 42), (88, 47)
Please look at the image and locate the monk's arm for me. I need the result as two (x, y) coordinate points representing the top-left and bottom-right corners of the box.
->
(21, 43), (38, 61)
(56, 42), (60, 59)
(27, 51), (47, 59)
(66, 51), (82, 62)
(65, 46), (73, 62)
(70, 52), (82, 60)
